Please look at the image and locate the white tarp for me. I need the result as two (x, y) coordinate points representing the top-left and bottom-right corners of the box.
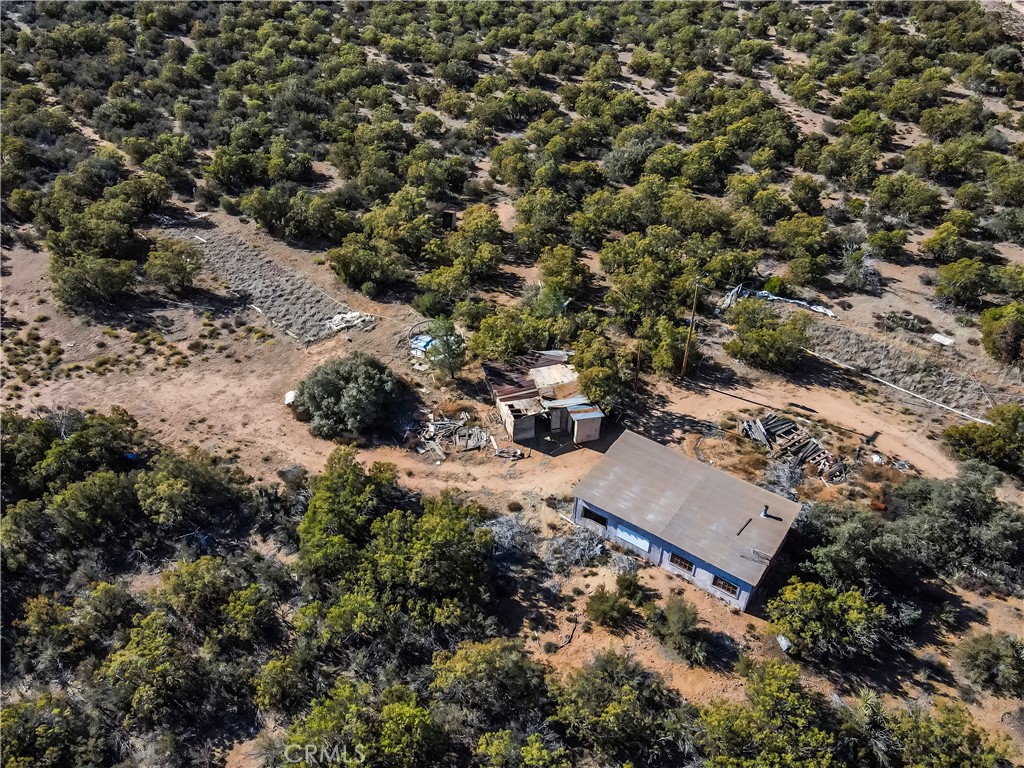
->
(719, 285), (838, 320)
(616, 525), (651, 553)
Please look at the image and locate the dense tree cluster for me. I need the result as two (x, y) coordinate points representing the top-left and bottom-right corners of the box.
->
(2, 406), (1016, 766)
(792, 461), (1024, 648)
(0, 408), (292, 759)
(5, 0), (1022, 368)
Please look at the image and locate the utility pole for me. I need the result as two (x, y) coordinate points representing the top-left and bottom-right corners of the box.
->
(680, 275), (703, 385)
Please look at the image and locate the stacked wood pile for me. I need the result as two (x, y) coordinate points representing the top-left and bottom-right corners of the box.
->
(741, 412), (849, 484)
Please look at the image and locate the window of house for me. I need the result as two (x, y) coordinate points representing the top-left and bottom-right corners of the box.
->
(669, 553), (695, 573)
(581, 507), (608, 527)
(712, 575), (740, 598)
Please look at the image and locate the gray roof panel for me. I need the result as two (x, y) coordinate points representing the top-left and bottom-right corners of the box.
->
(573, 431), (801, 586)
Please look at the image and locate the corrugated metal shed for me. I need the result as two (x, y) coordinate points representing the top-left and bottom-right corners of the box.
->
(573, 431), (801, 586)
(567, 404), (604, 421)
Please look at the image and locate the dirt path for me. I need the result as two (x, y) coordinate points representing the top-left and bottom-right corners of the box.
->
(647, 376), (961, 480)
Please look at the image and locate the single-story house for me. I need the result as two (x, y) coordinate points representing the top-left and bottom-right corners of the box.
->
(572, 430), (801, 611)
(483, 351), (604, 444)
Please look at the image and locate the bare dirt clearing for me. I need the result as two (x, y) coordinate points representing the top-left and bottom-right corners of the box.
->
(156, 219), (365, 344)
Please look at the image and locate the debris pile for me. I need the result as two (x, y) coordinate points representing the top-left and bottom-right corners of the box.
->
(861, 449), (913, 473)
(415, 412), (523, 461)
(741, 412), (849, 483)
(546, 526), (604, 573)
(327, 311), (376, 333)
(487, 513), (538, 558)
(719, 284), (838, 319)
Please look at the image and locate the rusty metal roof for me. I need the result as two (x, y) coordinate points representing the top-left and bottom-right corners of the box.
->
(567, 404), (604, 421)
(483, 351), (575, 403)
(573, 431), (801, 587)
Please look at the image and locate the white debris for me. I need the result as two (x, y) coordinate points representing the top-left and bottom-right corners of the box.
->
(284, 390), (297, 406)
(930, 333), (954, 346)
(719, 284), (838, 319)
(326, 311), (376, 332)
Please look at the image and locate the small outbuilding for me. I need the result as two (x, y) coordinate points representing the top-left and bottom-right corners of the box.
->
(483, 351), (604, 445)
(572, 430), (801, 611)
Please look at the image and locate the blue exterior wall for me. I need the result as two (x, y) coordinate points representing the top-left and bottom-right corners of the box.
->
(573, 497), (756, 611)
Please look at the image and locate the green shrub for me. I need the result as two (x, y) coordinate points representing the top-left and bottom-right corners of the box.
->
(144, 237), (204, 292)
(724, 299), (809, 372)
(767, 579), (887, 660)
(934, 258), (991, 305)
(978, 302), (1024, 365)
(293, 353), (403, 439)
(412, 291), (450, 318)
(327, 233), (407, 296)
(762, 275), (792, 296)
(614, 572), (644, 604)
(646, 594), (707, 664)
(956, 632), (1024, 696)
(944, 404), (1024, 477)
(584, 585), (633, 628)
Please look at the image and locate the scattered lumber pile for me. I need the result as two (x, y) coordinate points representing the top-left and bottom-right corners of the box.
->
(415, 412), (523, 461)
(741, 412), (849, 483)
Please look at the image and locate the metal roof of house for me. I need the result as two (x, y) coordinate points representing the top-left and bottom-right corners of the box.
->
(573, 430), (801, 586)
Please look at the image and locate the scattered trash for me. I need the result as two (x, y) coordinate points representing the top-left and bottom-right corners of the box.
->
(741, 411), (849, 483)
(495, 447), (525, 460)
(410, 334), (435, 358)
(720, 284), (838, 319)
(859, 448), (913, 474)
(326, 311), (376, 332)
(284, 390), (297, 407)
(777, 634), (793, 653)
(930, 332), (955, 346)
